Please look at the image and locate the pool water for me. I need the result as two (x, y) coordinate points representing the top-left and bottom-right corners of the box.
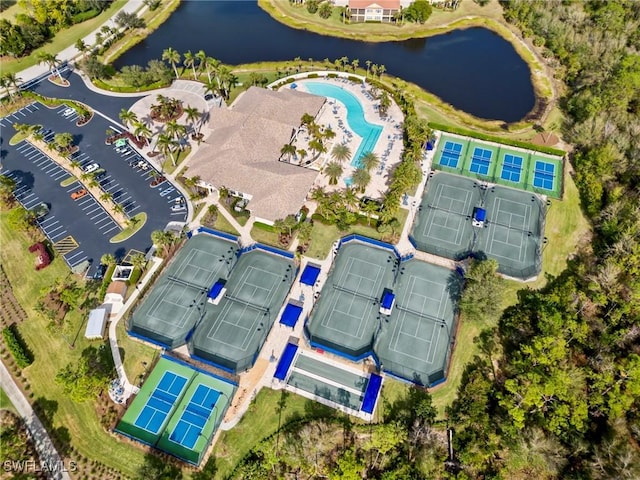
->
(304, 82), (383, 171)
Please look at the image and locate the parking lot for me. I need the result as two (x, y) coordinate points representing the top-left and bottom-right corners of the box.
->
(1, 100), (187, 277)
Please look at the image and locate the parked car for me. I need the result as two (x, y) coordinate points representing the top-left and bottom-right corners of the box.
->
(63, 107), (74, 117)
(83, 163), (100, 174)
(171, 204), (187, 212)
(30, 202), (50, 219)
(71, 188), (88, 200)
(94, 171), (107, 180)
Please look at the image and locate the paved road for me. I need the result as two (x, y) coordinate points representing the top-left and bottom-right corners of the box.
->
(0, 361), (72, 480)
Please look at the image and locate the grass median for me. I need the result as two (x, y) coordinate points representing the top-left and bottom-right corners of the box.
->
(109, 212), (147, 243)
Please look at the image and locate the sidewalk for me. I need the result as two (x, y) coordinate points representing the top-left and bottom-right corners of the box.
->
(0, 362), (72, 480)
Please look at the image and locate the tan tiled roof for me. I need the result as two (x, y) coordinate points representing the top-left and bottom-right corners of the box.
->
(187, 87), (324, 222)
(106, 280), (127, 296)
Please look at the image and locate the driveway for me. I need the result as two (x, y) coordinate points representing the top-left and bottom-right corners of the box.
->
(0, 101), (187, 277)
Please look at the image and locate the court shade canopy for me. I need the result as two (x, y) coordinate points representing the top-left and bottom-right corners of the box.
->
(189, 249), (295, 373)
(128, 234), (239, 348)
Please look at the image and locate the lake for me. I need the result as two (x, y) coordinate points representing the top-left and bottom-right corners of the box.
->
(115, 1), (535, 122)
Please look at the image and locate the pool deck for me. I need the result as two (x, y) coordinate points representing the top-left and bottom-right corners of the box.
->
(277, 76), (405, 201)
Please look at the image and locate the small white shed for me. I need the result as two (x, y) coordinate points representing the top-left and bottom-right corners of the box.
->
(85, 308), (108, 339)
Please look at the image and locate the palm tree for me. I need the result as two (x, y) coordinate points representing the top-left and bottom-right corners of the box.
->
(359, 151), (380, 172)
(280, 143), (297, 161)
(343, 188), (359, 211)
(195, 50), (207, 78)
(362, 200), (380, 226)
(323, 126), (336, 142)
(324, 162), (343, 185)
(283, 215), (297, 236)
(378, 64), (386, 79)
(113, 203), (125, 216)
(297, 149), (308, 163)
(100, 192), (113, 203)
(308, 138), (326, 159)
(0, 175), (17, 206)
(183, 50), (198, 80)
(100, 253), (116, 267)
(133, 121), (152, 145)
(156, 133), (178, 166)
(1, 73), (21, 98)
(183, 105), (200, 134)
(351, 167), (371, 193)
(119, 109), (138, 129)
(162, 47), (181, 79)
(351, 59), (359, 72)
(331, 143), (351, 163)
(38, 52), (63, 79)
(75, 39), (88, 58)
(53, 132), (74, 152)
(203, 77), (219, 99)
(129, 252), (147, 271)
(309, 186), (326, 203)
(297, 221), (313, 245)
(204, 56), (220, 84)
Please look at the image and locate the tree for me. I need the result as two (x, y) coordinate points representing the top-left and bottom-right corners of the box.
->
(183, 105), (200, 133)
(79, 54), (106, 80)
(114, 11), (145, 30)
(129, 252), (147, 271)
(0, 175), (17, 207)
(306, 0), (319, 14)
(359, 151), (380, 172)
(459, 259), (504, 323)
(297, 221), (313, 245)
(351, 167), (371, 193)
(36, 52), (61, 79)
(324, 161), (343, 185)
(132, 121), (152, 145)
(119, 109), (138, 129)
(362, 200), (379, 226)
(183, 50), (198, 80)
(55, 345), (114, 402)
(1, 72), (21, 99)
(162, 47), (180, 79)
(53, 132), (74, 152)
(6, 206), (35, 232)
(100, 253), (116, 267)
(151, 229), (176, 256)
(318, 2), (332, 19)
(404, 0), (432, 24)
(280, 143), (297, 161)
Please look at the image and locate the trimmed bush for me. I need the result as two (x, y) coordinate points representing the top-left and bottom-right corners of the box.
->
(2, 325), (33, 368)
(428, 122), (566, 156)
(72, 8), (99, 24)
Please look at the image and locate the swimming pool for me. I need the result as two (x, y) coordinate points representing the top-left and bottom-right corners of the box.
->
(304, 82), (383, 170)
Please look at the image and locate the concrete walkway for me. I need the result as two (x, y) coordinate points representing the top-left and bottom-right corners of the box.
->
(0, 362), (72, 480)
(108, 256), (164, 400)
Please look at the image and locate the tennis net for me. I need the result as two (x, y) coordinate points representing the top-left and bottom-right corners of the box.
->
(396, 304), (444, 325)
(167, 275), (208, 291)
(225, 294), (270, 313)
(332, 283), (379, 303)
(427, 203), (469, 217)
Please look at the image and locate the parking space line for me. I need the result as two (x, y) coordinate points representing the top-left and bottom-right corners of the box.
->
(49, 231), (68, 242)
(52, 172), (68, 181)
(41, 218), (58, 228)
(127, 205), (141, 214)
(47, 225), (65, 236)
(43, 165), (59, 175)
(69, 256), (88, 267)
(82, 202), (98, 211)
(102, 225), (119, 235)
(85, 205), (101, 215)
(65, 251), (85, 263)
(24, 198), (41, 209)
(77, 198), (93, 207)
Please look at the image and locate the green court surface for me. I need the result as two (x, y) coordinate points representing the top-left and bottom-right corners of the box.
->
(411, 172), (546, 279)
(287, 353), (369, 411)
(411, 173), (481, 260)
(128, 234), (239, 348)
(306, 242), (396, 359)
(190, 249), (295, 373)
(375, 261), (462, 386)
(433, 134), (563, 199)
(116, 356), (235, 465)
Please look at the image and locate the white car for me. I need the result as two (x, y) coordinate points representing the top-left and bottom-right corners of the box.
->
(63, 108), (74, 117)
(171, 204), (186, 212)
(83, 163), (100, 174)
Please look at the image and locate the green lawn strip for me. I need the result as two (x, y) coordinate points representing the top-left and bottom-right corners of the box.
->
(0, 0), (128, 76)
(109, 212), (147, 243)
(59, 176), (77, 187)
(192, 202), (206, 220)
(213, 388), (331, 479)
(161, 146), (191, 175)
(0, 211), (147, 477)
(219, 201), (250, 226)
(0, 387), (18, 414)
(9, 132), (28, 145)
(250, 224), (282, 247)
(115, 321), (158, 389)
(213, 213), (240, 236)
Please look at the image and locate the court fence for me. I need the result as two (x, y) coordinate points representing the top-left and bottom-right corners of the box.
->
(194, 226), (239, 243)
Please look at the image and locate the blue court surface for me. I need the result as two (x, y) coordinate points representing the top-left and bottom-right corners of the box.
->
(469, 147), (492, 175)
(300, 264), (321, 286)
(134, 372), (188, 434)
(274, 343), (298, 380)
(280, 302), (303, 328)
(439, 141), (463, 168)
(533, 160), (555, 190)
(168, 384), (220, 449)
(501, 154), (523, 182)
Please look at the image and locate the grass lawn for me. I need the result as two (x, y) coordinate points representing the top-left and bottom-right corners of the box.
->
(162, 146), (191, 175)
(0, 210), (148, 478)
(0, 387), (17, 414)
(250, 224), (282, 247)
(0, 0), (128, 76)
(213, 388), (335, 479)
(116, 321), (159, 389)
(213, 213), (240, 236)
(109, 212), (147, 243)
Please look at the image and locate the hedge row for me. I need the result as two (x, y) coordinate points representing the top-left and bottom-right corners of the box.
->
(2, 325), (33, 368)
(428, 122), (566, 157)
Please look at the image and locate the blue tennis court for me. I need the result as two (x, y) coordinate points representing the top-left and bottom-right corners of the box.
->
(439, 141), (463, 168)
(134, 371), (188, 434)
(469, 147), (493, 175)
(168, 384), (220, 449)
(533, 161), (555, 190)
(500, 154), (523, 182)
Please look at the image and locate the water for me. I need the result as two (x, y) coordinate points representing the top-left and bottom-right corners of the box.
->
(114, 1), (535, 122)
(304, 82), (383, 168)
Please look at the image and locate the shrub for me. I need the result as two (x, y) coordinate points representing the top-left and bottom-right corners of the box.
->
(72, 9), (99, 24)
(2, 325), (33, 368)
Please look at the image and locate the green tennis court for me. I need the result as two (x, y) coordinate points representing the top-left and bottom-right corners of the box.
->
(476, 186), (545, 279)
(115, 356), (236, 465)
(190, 249), (295, 373)
(375, 261), (462, 386)
(128, 234), (239, 348)
(411, 172), (546, 280)
(411, 173), (481, 260)
(433, 134), (563, 199)
(306, 242), (396, 359)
